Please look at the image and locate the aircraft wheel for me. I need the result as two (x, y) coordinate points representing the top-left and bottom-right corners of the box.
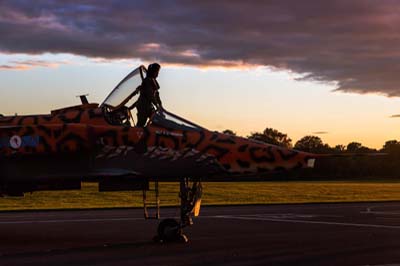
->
(157, 218), (186, 242)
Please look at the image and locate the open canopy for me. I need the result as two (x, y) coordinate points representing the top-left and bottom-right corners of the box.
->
(101, 65), (204, 131)
(101, 65), (147, 109)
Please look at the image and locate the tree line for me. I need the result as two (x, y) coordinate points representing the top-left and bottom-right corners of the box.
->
(223, 128), (400, 178)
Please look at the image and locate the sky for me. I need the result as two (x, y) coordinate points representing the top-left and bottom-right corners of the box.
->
(0, 0), (400, 149)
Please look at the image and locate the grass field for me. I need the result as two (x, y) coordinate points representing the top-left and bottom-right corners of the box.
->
(1, 180), (400, 211)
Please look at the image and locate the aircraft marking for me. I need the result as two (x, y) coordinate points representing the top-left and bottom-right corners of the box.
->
(155, 130), (183, 137)
(96, 145), (134, 159)
(0, 135), (40, 149)
(9, 135), (22, 149)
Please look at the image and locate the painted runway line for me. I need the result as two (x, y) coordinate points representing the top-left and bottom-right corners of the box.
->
(0, 217), (146, 225)
(3, 205), (400, 230)
(361, 210), (400, 215)
(214, 214), (400, 230)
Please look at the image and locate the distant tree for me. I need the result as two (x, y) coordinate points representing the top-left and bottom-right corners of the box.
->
(346, 142), (362, 152)
(333, 144), (346, 153)
(323, 144), (333, 152)
(382, 140), (400, 152)
(382, 140), (400, 157)
(248, 127), (292, 148)
(346, 142), (376, 153)
(294, 135), (329, 153)
(222, 129), (237, 136)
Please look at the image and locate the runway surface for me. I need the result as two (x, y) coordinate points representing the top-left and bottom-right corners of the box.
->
(2, 202), (400, 265)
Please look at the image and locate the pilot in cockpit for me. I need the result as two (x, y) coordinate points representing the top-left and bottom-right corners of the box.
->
(136, 63), (162, 127)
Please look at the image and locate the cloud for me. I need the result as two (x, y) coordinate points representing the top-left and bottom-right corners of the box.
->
(390, 114), (400, 118)
(1, 1), (400, 95)
(0, 59), (65, 70)
(312, 131), (329, 135)
(0, 64), (28, 70)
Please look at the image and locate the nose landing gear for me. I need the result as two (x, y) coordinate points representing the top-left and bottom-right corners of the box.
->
(156, 178), (202, 243)
(157, 218), (187, 242)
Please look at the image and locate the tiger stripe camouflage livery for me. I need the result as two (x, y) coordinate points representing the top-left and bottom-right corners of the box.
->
(0, 104), (315, 179)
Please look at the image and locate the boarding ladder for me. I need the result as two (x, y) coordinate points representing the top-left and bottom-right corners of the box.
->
(142, 181), (160, 219)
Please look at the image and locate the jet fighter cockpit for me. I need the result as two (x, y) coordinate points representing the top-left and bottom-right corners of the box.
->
(101, 65), (203, 131)
(101, 65), (146, 126)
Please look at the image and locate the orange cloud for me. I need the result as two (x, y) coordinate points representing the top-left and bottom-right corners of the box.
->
(0, 60), (66, 70)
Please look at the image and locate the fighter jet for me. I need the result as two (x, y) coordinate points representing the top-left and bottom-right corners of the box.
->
(0, 65), (316, 242)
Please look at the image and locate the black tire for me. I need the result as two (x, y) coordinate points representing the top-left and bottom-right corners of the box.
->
(157, 219), (180, 242)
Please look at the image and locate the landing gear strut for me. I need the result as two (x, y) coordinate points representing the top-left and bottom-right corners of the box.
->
(156, 177), (202, 243)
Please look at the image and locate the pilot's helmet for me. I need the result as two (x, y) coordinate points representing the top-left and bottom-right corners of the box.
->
(147, 63), (161, 77)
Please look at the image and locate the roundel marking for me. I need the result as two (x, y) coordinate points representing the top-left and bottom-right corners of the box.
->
(10, 135), (22, 149)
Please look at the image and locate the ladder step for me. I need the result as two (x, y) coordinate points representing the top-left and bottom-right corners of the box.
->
(143, 181), (160, 220)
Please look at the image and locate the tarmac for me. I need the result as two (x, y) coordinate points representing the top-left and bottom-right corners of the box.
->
(2, 202), (400, 265)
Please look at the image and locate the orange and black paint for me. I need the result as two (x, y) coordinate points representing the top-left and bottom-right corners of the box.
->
(0, 103), (315, 195)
